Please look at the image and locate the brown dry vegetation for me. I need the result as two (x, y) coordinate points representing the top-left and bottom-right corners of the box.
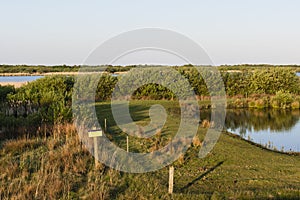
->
(0, 124), (111, 199)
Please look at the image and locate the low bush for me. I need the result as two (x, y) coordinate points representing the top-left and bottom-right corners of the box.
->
(271, 91), (293, 109)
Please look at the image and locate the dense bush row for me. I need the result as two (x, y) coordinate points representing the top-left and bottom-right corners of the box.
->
(94, 67), (300, 100)
(223, 68), (300, 96)
(0, 66), (299, 135)
(227, 92), (300, 109)
(0, 77), (73, 136)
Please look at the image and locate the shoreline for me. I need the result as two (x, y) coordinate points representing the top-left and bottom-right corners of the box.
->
(224, 131), (300, 156)
(0, 81), (27, 88)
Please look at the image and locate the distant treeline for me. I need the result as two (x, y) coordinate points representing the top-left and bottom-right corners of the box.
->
(0, 65), (79, 73)
(1, 64), (300, 74)
(219, 64), (300, 72)
(0, 65), (133, 74)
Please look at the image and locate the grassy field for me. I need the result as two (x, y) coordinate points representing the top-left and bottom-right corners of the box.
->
(1, 100), (300, 199)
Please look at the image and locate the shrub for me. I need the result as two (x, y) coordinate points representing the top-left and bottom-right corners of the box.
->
(201, 119), (211, 128)
(255, 99), (267, 109)
(248, 100), (256, 108)
(271, 100), (280, 108)
(271, 90), (293, 109)
(192, 136), (202, 147)
(291, 101), (300, 109)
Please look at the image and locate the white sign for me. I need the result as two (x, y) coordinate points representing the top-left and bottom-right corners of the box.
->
(88, 130), (103, 137)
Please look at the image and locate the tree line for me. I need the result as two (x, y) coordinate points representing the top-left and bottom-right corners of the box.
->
(1, 64), (300, 74)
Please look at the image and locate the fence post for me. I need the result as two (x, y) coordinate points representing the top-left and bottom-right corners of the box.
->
(168, 166), (174, 194)
(127, 136), (129, 152)
(94, 137), (99, 167)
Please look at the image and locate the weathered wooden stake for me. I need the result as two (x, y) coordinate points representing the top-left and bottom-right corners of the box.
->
(126, 136), (129, 152)
(168, 166), (174, 194)
(104, 118), (107, 132)
(94, 137), (99, 167)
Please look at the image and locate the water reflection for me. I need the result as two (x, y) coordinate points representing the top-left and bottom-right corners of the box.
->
(226, 109), (300, 135)
(224, 109), (300, 152)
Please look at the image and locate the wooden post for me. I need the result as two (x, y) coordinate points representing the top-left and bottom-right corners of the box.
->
(94, 137), (99, 167)
(126, 136), (129, 152)
(168, 166), (174, 194)
(104, 118), (107, 132)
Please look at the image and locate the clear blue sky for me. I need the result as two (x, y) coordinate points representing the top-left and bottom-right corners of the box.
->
(1, 0), (300, 66)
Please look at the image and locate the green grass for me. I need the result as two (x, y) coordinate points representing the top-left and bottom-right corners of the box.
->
(1, 100), (300, 199)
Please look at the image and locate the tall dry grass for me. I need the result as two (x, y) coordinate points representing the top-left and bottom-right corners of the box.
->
(0, 123), (113, 200)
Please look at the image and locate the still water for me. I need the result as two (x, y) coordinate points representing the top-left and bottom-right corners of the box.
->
(0, 76), (43, 82)
(223, 109), (300, 152)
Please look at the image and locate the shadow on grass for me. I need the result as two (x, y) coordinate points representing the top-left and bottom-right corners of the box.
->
(180, 161), (225, 192)
(109, 182), (129, 199)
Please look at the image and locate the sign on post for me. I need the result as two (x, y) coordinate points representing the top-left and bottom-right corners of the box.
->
(88, 128), (103, 168)
(88, 129), (103, 137)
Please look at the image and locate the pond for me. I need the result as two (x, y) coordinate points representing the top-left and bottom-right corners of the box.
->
(223, 109), (300, 152)
(0, 76), (44, 82)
